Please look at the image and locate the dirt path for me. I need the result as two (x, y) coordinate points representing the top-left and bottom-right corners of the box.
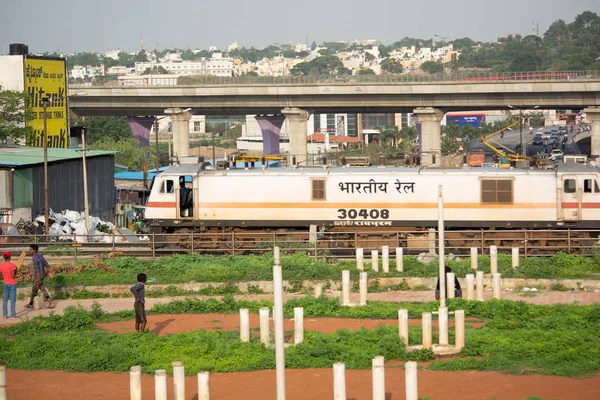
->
(8, 368), (600, 400)
(96, 313), (484, 336)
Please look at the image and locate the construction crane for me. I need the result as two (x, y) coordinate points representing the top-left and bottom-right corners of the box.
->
(479, 121), (532, 163)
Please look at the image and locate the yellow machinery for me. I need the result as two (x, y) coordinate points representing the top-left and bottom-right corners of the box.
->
(231, 153), (287, 162)
(479, 121), (532, 164)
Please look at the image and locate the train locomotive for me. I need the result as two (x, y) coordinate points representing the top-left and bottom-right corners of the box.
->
(144, 161), (600, 233)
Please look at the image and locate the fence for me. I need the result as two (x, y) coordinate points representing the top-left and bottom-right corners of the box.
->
(2, 228), (598, 262)
(68, 70), (600, 88)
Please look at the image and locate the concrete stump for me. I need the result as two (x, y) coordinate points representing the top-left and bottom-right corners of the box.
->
(455, 310), (465, 349)
(371, 250), (379, 272)
(173, 361), (185, 400)
(259, 307), (270, 346)
(356, 248), (364, 271)
(372, 356), (385, 400)
(405, 361), (418, 400)
(428, 228), (436, 255)
(313, 283), (322, 298)
(154, 370), (167, 400)
(438, 307), (449, 346)
(512, 247), (519, 268)
(359, 272), (368, 306)
(341, 270), (350, 305)
(294, 307), (304, 344)
(492, 273), (502, 299)
(446, 272), (455, 298)
(470, 247), (478, 269)
(198, 372), (210, 400)
(333, 362), (346, 400)
(422, 312), (432, 349)
(476, 271), (484, 301)
(398, 309), (409, 345)
(490, 246), (498, 275)
(382, 246), (390, 272)
(396, 247), (404, 272)
(239, 308), (250, 342)
(466, 274), (475, 301)
(129, 365), (141, 400)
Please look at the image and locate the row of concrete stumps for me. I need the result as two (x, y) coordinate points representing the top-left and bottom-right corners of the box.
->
(129, 363), (209, 400)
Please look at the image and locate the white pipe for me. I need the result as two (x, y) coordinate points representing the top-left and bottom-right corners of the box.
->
(465, 274), (475, 301)
(438, 306), (448, 346)
(492, 273), (502, 299)
(359, 272), (368, 306)
(356, 248), (364, 271)
(398, 309), (409, 345)
(372, 356), (385, 400)
(274, 245), (280, 266)
(294, 307), (304, 344)
(446, 272), (455, 299)
(382, 246), (389, 273)
(173, 361), (185, 400)
(396, 247), (404, 272)
(0, 363), (5, 400)
(129, 365), (142, 400)
(259, 307), (270, 345)
(240, 308), (250, 342)
(371, 250), (379, 272)
(198, 371), (210, 400)
(273, 264), (286, 400)
(455, 310), (465, 349)
(470, 247), (478, 269)
(476, 271), (484, 301)
(341, 270), (350, 305)
(512, 247), (519, 268)
(333, 362), (346, 400)
(490, 245), (498, 275)
(155, 370), (167, 400)
(422, 312), (432, 349)
(438, 186), (446, 308)
(405, 361), (418, 400)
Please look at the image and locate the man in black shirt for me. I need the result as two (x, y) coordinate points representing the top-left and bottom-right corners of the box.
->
(435, 266), (462, 300)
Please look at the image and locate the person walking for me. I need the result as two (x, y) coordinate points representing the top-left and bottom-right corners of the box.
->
(130, 273), (147, 332)
(24, 244), (55, 309)
(0, 251), (18, 319)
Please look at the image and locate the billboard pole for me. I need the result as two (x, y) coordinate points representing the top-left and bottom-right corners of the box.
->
(42, 97), (50, 235)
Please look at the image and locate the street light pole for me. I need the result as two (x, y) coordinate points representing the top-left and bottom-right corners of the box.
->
(82, 125), (90, 234)
(154, 119), (159, 173)
(42, 97), (50, 235)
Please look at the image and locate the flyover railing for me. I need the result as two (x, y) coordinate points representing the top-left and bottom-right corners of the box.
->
(4, 229), (599, 263)
(69, 70), (600, 88)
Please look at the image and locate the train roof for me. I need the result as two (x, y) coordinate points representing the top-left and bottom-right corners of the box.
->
(157, 163), (599, 178)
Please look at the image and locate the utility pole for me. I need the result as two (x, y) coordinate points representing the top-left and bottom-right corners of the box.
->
(154, 119), (160, 173)
(82, 125), (90, 234)
(42, 97), (50, 235)
(434, 34), (452, 80)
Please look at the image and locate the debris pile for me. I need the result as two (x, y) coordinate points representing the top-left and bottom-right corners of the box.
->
(31, 209), (116, 243)
(16, 255), (116, 281)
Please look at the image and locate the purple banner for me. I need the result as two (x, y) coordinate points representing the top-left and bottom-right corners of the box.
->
(127, 117), (155, 148)
(255, 115), (286, 154)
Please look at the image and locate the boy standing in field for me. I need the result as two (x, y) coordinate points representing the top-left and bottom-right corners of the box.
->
(24, 244), (55, 309)
(130, 273), (147, 332)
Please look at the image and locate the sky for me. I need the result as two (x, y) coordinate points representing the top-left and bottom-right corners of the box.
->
(1, 0), (598, 54)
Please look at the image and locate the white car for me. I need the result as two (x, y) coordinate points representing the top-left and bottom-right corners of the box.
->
(549, 149), (564, 161)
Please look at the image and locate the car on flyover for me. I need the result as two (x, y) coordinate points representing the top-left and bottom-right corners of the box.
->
(549, 149), (564, 161)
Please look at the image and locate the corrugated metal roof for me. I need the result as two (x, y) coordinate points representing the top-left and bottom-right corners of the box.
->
(0, 146), (116, 167)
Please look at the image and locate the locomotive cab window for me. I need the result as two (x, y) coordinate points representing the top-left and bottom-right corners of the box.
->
(481, 179), (513, 204)
(584, 179), (600, 194)
(563, 179), (576, 194)
(160, 180), (174, 194)
(311, 179), (326, 200)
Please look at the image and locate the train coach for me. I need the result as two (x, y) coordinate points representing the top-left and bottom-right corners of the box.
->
(143, 162), (600, 232)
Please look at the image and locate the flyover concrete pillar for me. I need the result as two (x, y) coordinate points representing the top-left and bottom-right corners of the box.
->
(413, 107), (444, 167)
(584, 107), (600, 161)
(165, 108), (192, 158)
(282, 108), (310, 166)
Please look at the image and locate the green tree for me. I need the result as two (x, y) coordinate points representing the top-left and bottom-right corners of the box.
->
(375, 125), (400, 147)
(142, 66), (169, 75)
(72, 116), (132, 144)
(291, 56), (350, 75)
(380, 58), (403, 74)
(0, 88), (33, 143)
(135, 49), (148, 63)
(89, 135), (155, 171)
(420, 61), (443, 74)
(356, 68), (375, 75)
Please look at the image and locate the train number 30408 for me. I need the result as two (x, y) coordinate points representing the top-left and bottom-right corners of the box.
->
(337, 208), (390, 219)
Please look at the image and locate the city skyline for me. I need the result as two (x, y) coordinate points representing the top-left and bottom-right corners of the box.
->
(1, 0), (598, 54)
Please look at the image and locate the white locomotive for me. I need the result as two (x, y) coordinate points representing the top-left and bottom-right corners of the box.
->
(144, 161), (600, 232)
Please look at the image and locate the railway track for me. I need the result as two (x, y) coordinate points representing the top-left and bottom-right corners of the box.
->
(3, 228), (599, 261)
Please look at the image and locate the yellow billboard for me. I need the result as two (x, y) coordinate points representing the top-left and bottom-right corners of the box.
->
(24, 57), (68, 148)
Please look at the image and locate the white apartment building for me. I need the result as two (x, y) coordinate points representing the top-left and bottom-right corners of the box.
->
(104, 50), (120, 60)
(107, 66), (134, 75)
(135, 58), (235, 77)
(69, 65), (105, 80)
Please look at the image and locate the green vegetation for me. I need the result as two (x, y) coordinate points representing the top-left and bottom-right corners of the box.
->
(37, 252), (600, 289)
(0, 87), (33, 143)
(1, 298), (599, 377)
